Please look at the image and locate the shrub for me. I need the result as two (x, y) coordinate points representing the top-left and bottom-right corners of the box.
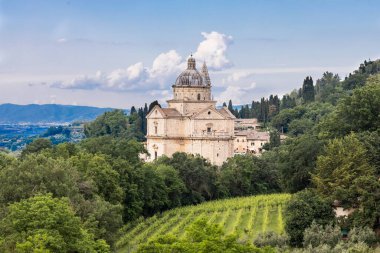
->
(254, 231), (289, 248)
(292, 242), (374, 253)
(347, 226), (377, 245)
(303, 221), (341, 248)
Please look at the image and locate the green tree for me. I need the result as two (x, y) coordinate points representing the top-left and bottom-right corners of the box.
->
(135, 163), (170, 216)
(315, 72), (342, 104)
(302, 76), (315, 103)
(0, 153), (14, 171)
(155, 164), (186, 209)
(0, 194), (109, 253)
(287, 118), (314, 136)
(70, 153), (124, 204)
(21, 138), (52, 158)
(218, 155), (280, 197)
(80, 136), (146, 165)
(269, 134), (323, 193)
(342, 59), (380, 90)
(358, 131), (380, 175)
(157, 153), (218, 205)
(84, 109), (128, 138)
(313, 133), (380, 227)
(271, 106), (306, 133)
(320, 74), (380, 138)
(284, 189), (334, 246)
(280, 95), (296, 110)
(0, 153), (123, 247)
(263, 131), (281, 150)
(313, 134), (371, 205)
(148, 100), (161, 113)
(0, 154), (80, 204)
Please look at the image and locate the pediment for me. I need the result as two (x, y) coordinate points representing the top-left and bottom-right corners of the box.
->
(146, 106), (166, 119)
(190, 106), (227, 120)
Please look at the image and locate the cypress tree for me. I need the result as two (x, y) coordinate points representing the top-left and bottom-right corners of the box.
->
(148, 100), (161, 113)
(302, 76), (315, 103)
(130, 106), (137, 115)
(227, 100), (234, 113)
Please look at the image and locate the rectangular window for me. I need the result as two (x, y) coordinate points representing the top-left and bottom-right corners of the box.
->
(207, 127), (211, 133)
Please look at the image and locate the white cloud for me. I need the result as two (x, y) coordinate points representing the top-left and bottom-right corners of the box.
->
(193, 31), (233, 70)
(148, 50), (183, 86)
(223, 71), (253, 84)
(149, 89), (171, 104)
(50, 31), (234, 92)
(216, 81), (257, 105)
(106, 63), (149, 90)
(150, 50), (183, 77)
(216, 86), (246, 104)
(52, 74), (103, 90)
(218, 66), (354, 76)
(57, 38), (68, 43)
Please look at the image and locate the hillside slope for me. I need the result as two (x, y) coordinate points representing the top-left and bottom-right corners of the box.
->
(0, 103), (118, 123)
(116, 193), (290, 252)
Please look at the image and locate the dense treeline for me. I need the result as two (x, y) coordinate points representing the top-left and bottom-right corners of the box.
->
(227, 59), (380, 124)
(0, 59), (379, 252)
(0, 111), (281, 251)
(264, 65), (380, 248)
(224, 60), (380, 249)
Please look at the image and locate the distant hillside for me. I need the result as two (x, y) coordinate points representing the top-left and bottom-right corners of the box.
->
(0, 103), (121, 124)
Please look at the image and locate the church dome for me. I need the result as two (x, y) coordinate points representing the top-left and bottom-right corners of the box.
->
(174, 56), (205, 86)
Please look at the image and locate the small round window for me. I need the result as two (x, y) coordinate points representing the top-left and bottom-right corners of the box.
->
(208, 111), (211, 115)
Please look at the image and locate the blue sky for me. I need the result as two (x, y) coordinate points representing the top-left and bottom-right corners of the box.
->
(0, 0), (379, 108)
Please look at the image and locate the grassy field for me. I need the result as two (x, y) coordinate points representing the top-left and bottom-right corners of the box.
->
(116, 193), (291, 252)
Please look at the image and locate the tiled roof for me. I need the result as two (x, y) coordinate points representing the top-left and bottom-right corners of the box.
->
(217, 107), (236, 119)
(161, 108), (182, 117)
(246, 131), (269, 141)
(235, 130), (270, 141)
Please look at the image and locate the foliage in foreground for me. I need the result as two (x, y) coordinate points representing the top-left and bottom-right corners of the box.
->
(295, 223), (378, 253)
(136, 218), (275, 253)
(0, 194), (109, 253)
(302, 222), (341, 248)
(253, 231), (289, 249)
(291, 242), (375, 253)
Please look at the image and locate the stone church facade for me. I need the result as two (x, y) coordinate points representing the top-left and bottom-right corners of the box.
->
(146, 56), (235, 165)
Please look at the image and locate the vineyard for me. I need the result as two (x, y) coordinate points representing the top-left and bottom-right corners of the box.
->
(116, 193), (291, 252)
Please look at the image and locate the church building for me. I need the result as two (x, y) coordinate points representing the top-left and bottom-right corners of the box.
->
(146, 56), (235, 165)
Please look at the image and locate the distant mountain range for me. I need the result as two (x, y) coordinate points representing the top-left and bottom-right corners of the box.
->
(0, 103), (241, 124)
(0, 103), (123, 124)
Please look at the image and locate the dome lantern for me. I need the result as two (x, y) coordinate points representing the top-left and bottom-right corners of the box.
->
(187, 55), (196, 70)
(174, 55), (206, 87)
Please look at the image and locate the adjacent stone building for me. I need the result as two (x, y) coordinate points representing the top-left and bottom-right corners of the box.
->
(234, 130), (270, 155)
(146, 56), (236, 165)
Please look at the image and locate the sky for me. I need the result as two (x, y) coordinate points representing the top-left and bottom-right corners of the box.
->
(0, 0), (379, 108)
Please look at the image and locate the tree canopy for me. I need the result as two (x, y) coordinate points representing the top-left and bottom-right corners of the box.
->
(0, 194), (109, 253)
